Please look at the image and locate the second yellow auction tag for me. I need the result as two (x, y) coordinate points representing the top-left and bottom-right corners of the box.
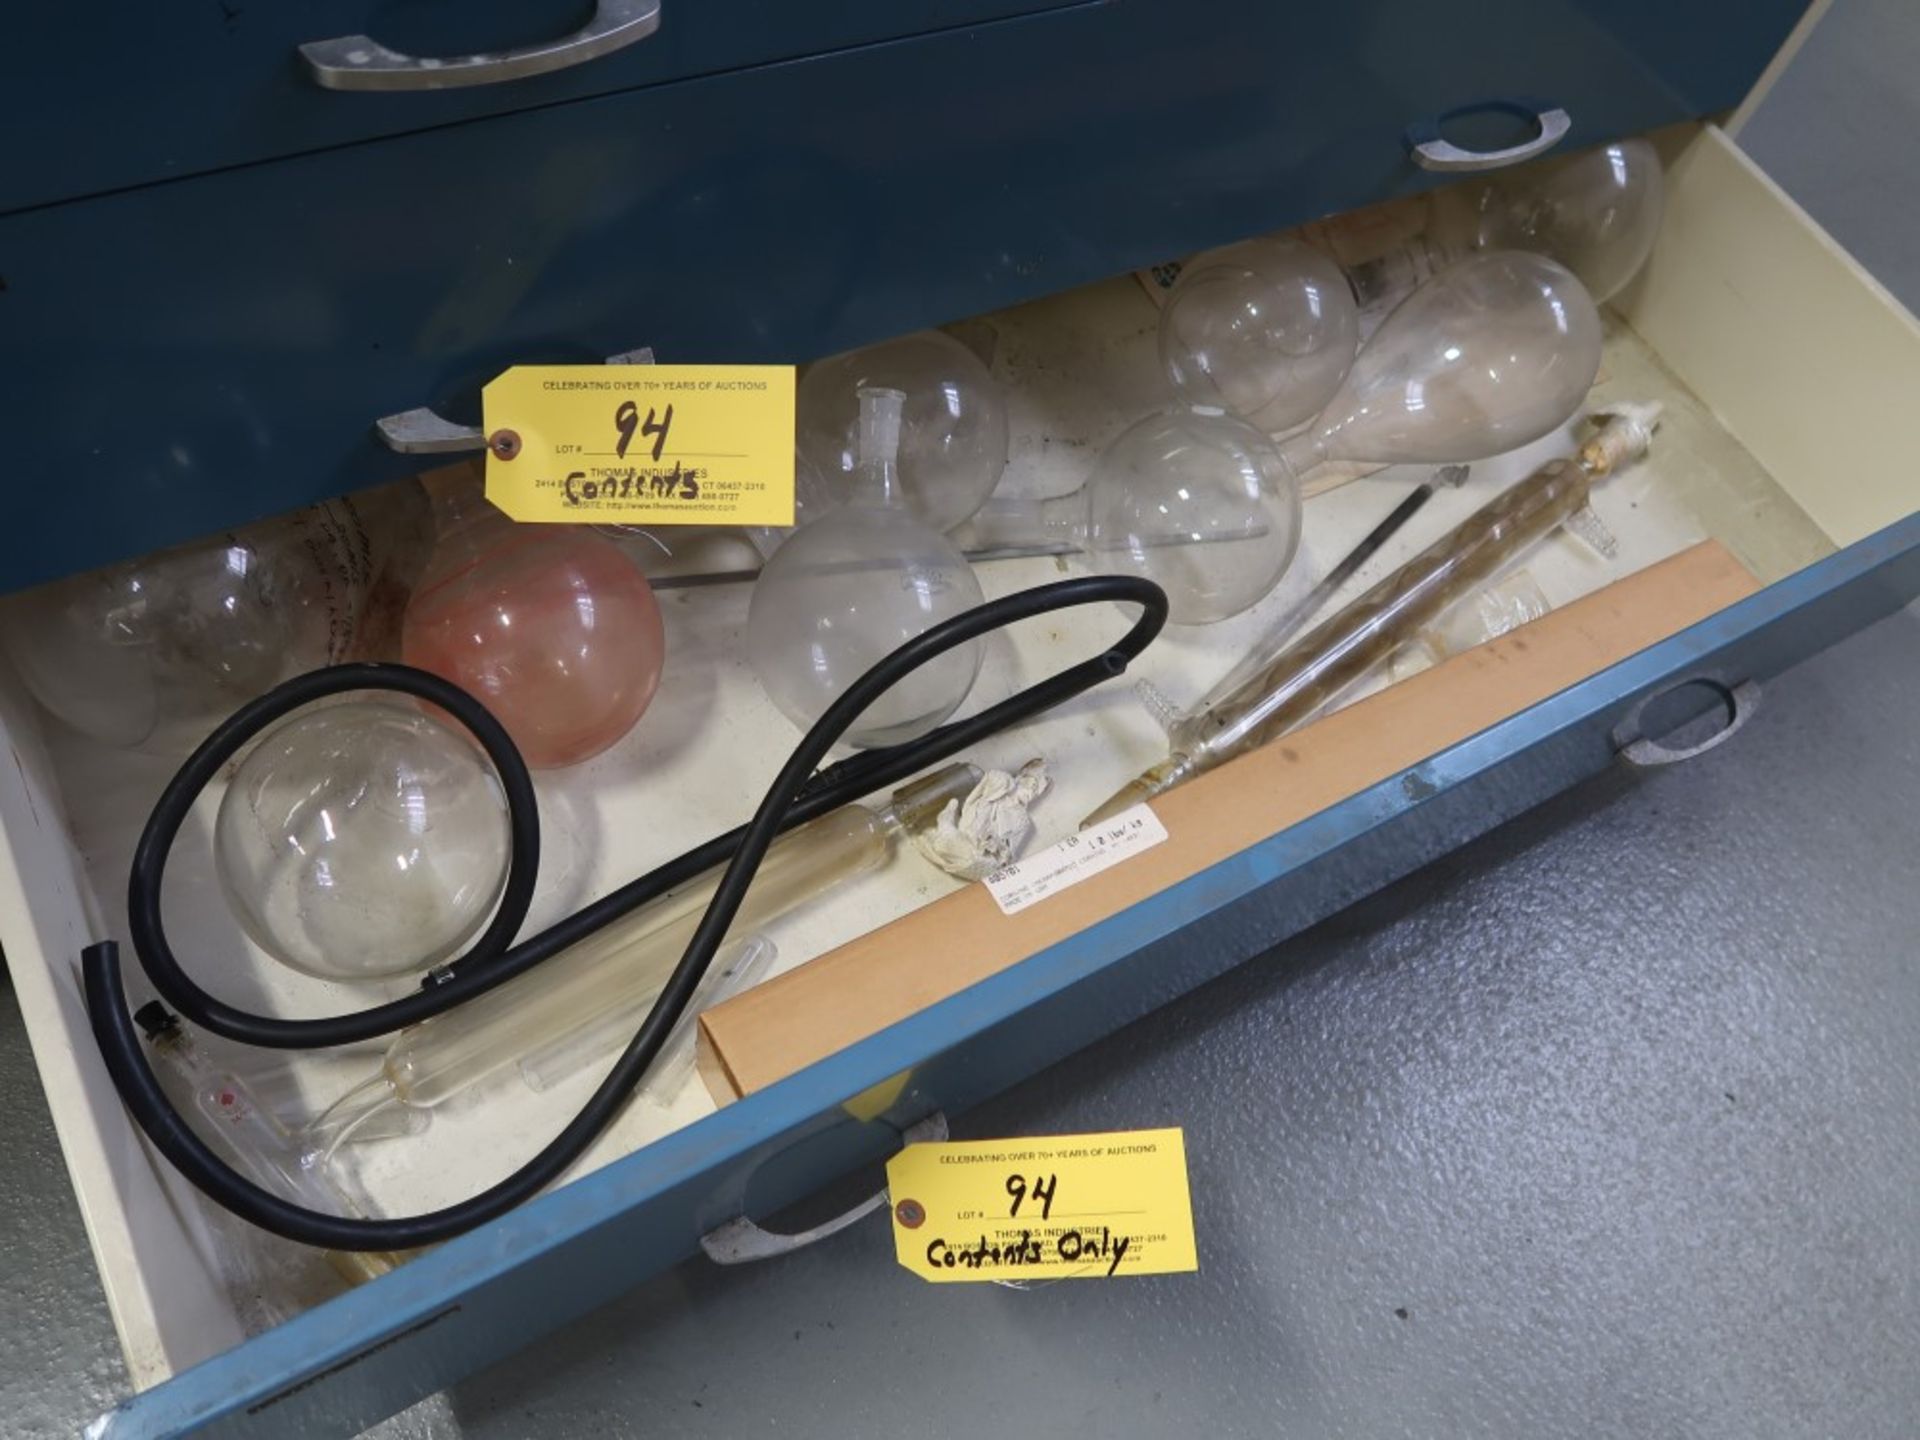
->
(886, 1128), (1198, 1283)
(481, 364), (795, 525)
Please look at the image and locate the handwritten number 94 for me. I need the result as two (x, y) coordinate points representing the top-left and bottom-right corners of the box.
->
(1006, 1173), (1057, 1221)
(614, 400), (673, 462)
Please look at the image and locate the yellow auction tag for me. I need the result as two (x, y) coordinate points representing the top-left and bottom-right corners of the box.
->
(481, 364), (795, 525)
(886, 1128), (1197, 1283)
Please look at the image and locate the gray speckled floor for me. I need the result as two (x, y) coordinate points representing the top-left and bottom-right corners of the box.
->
(369, 605), (1920, 1440)
(8, 3), (1920, 1436)
(0, 983), (127, 1437)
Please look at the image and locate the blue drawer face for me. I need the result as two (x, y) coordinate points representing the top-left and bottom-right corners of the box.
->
(0, 0), (1807, 595)
(0, 0), (1088, 215)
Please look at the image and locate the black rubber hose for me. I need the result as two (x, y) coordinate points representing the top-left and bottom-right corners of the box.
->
(84, 576), (1166, 1251)
(119, 576), (1164, 1050)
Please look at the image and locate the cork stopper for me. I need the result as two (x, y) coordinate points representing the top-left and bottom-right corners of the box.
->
(1578, 402), (1664, 478)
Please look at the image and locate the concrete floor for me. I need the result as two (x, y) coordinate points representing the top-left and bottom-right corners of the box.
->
(8, 1), (1920, 1435)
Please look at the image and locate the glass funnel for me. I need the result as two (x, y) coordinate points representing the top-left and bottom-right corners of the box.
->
(214, 698), (512, 982)
(796, 330), (1009, 533)
(1159, 236), (1360, 433)
(1275, 251), (1603, 476)
(748, 387), (985, 747)
(401, 470), (665, 770)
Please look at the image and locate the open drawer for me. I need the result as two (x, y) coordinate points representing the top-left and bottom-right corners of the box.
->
(8, 122), (1920, 1437)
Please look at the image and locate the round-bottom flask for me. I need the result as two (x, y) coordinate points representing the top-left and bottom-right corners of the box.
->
(0, 486), (425, 755)
(401, 472), (666, 770)
(215, 699), (512, 981)
(796, 330), (1009, 533)
(963, 408), (1304, 626)
(1082, 409), (1304, 624)
(1158, 237), (1359, 432)
(748, 387), (985, 746)
(1428, 138), (1667, 305)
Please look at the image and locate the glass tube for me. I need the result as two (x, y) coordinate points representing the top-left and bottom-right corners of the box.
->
(137, 1006), (409, 1284)
(518, 932), (778, 1100)
(1085, 409), (1657, 825)
(312, 763), (983, 1130)
(1158, 465), (1469, 731)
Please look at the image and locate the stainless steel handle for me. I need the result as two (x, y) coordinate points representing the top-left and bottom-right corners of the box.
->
(375, 347), (655, 455)
(1407, 101), (1571, 173)
(700, 1112), (949, 1265)
(301, 0), (663, 92)
(1614, 678), (1761, 768)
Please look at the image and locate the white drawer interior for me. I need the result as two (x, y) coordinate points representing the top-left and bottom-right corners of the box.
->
(3, 122), (1915, 1390)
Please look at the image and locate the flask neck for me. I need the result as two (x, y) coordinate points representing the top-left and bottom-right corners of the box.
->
(849, 386), (909, 508)
(957, 492), (1085, 552)
(1274, 431), (1325, 481)
(418, 466), (514, 585)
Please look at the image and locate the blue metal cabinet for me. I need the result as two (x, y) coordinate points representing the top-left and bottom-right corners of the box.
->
(0, 0), (1805, 593)
(19, 4), (1896, 1436)
(0, 0), (1086, 214)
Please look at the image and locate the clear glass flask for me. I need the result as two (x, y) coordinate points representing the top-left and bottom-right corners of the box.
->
(1429, 139), (1666, 305)
(1084, 407), (1659, 824)
(1158, 236), (1360, 432)
(1273, 251), (1603, 475)
(967, 253), (1597, 625)
(748, 388), (986, 746)
(401, 470), (666, 770)
(214, 699), (512, 982)
(310, 763), (983, 1130)
(0, 483), (428, 755)
(963, 407), (1306, 626)
(1352, 139), (1666, 312)
(796, 330), (1009, 533)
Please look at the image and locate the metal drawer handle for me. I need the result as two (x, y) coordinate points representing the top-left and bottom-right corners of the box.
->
(1407, 100), (1571, 173)
(1614, 678), (1761, 768)
(301, 0), (663, 93)
(376, 347), (655, 455)
(700, 1112), (949, 1265)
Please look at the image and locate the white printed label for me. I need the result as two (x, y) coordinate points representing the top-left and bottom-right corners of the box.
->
(982, 804), (1169, 916)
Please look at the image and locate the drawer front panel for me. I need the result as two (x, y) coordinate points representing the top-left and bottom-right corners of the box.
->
(0, 0), (1806, 593)
(0, 0), (1091, 215)
(90, 512), (1920, 1438)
